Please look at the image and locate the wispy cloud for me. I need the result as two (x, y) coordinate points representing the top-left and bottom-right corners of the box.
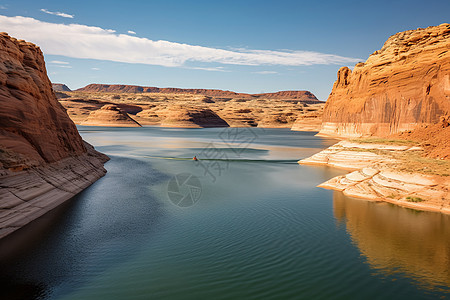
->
(49, 60), (70, 64)
(53, 65), (72, 68)
(49, 60), (72, 68)
(40, 9), (74, 19)
(0, 15), (361, 69)
(91, 67), (100, 70)
(127, 30), (136, 35)
(0, 5), (7, 10)
(190, 66), (229, 72)
(254, 71), (278, 74)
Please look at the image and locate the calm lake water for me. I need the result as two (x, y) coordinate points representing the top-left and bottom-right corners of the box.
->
(1, 127), (449, 299)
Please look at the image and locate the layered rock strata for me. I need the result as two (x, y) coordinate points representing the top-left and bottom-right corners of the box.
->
(80, 104), (142, 127)
(0, 33), (108, 239)
(299, 141), (450, 213)
(77, 84), (320, 102)
(320, 23), (450, 137)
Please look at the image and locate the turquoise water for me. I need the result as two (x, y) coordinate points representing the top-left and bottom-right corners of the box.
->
(1, 127), (449, 299)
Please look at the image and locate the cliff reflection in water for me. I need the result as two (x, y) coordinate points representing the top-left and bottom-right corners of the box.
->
(333, 192), (450, 292)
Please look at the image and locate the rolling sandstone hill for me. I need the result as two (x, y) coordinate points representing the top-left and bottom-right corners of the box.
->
(58, 86), (325, 129)
(0, 33), (108, 239)
(320, 23), (450, 138)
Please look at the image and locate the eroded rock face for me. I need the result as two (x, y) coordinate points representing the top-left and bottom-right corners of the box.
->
(0, 33), (86, 168)
(320, 23), (450, 137)
(159, 106), (229, 128)
(0, 34), (108, 239)
(298, 141), (450, 214)
(81, 104), (142, 127)
(60, 91), (325, 129)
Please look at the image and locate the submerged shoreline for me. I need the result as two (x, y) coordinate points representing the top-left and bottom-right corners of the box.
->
(299, 140), (450, 214)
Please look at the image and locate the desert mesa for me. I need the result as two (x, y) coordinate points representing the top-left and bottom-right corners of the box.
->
(55, 83), (325, 129)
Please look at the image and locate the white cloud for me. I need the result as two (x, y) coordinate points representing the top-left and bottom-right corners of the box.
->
(40, 9), (74, 19)
(127, 30), (136, 35)
(254, 71), (278, 74)
(0, 15), (361, 69)
(191, 66), (228, 72)
(0, 5), (7, 10)
(91, 67), (100, 70)
(50, 60), (70, 64)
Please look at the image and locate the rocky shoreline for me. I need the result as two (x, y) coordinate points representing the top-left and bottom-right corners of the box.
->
(0, 143), (108, 239)
(299, 141), (450, 214)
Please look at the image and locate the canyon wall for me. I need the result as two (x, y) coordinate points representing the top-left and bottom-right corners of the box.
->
(319, 23), (450, 137)
(0, 33), (108, 239)
(0, 33), (87, 168)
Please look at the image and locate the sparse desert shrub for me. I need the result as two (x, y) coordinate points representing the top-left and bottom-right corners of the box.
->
(406, 196), (425, 202)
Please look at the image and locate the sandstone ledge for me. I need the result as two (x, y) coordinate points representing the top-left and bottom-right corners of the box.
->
(299, 141), (450, 214)
(0, 143), (109, 239)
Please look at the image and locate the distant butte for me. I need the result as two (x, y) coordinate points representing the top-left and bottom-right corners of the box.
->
(75, 84), (321, 103)
(52, 83), (72, 92)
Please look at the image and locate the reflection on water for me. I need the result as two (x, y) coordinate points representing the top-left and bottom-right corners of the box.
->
(334, 192), (450, 292)
(2, 127), (449, 299)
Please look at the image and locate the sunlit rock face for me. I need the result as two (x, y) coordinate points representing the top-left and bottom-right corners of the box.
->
(320, 23), (450, 138)
(0, 33), (108, 239)
(0, 32), (86, 168)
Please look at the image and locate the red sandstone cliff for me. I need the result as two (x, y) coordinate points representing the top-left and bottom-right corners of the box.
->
(0, 33), (108, 239)
(0, 33), (87, 168)
(319, 23), (450, 137)
(76, 84), (320, 102)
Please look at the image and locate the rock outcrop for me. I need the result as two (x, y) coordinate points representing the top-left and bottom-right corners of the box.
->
(159, 106), (229, 128)
(0, 33), (87, 167)
(0, 33), (108, 239)
(76, 83), (321, 102)
(299, 141), (450, 214)
(392, 116), (450, 160)
(291, 104), (324, 131)
(0, 143), (107, 239)
(320, 23), (450, 138)
(52, 83), (72, 92)
(80, 104), (142, 127)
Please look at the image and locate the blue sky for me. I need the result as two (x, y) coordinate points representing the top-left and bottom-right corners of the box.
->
(0, 0), (448, 100)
